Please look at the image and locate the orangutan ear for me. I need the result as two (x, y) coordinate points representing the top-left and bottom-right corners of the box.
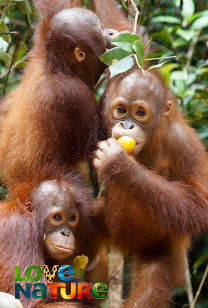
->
(24, 201), (33, 213)
(74, 47), (86, 62)
(164, 100), (173, 116)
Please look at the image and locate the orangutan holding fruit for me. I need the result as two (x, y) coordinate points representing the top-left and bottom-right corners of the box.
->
(116, 136), (136, 154)
(94, 68), (208, 308)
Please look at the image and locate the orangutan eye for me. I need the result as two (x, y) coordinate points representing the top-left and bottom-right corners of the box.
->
(69, 215), (76, 222)
(53, 214), (62, 221)
(136, 107), (146, 117)
(117, 106), (126, 114)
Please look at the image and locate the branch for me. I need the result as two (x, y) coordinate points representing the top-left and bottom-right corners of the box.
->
(186, 29), (201, 69)
(0, 31), (18, 36)
(145, 56), (176, 61)
(144, 37), (153, 51)
(108, 250), (124, 308)
(0, 55), (27, 79)
(184, 256), (194, 308)
(128, 0), (140, 33)
(1, 32), (20, 97)
(94, 69), (109, 91)
(191, 264), (208, 308)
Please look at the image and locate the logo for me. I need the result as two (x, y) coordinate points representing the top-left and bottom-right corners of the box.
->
(15, 265), (108, 301)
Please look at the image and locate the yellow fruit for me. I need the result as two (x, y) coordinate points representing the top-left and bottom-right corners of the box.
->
(117, 136), (136, 153)
(72, 255), (89, 278)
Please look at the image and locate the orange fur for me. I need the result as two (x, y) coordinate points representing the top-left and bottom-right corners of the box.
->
(93, 0), (133, 31)
(0, 2), (108, 187)
(95, 69), (208, 307)
(0, 168), (107, 307)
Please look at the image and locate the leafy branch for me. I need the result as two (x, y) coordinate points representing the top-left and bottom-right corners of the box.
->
(100, 33), (175, 78)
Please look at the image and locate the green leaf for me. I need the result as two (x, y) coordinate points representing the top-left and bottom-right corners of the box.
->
(0, 21), (11, 43)
(0, 49), (11, 66)
(113, 33), (141, 44)
(0, 0), (10, 5)
(161, 63), (179, 75)
(188, 10), (208, 24)
(176, 28), (196, 41)
(133, 40), (144, 68)
(193, 252), (208, 273)
(173, 287), (186, 297)
(15, 59), (26, 69)
(199, 126), (208, 140)
(147, 62), (166, 71)
(171, 71), (188, 80)
(160, 63), (179, 83)
(83, 0), (91, 8)
(100, 47), (130, 66)
(182, 0), (195, 20)
(17, 1), (31, 15)
(112, 42), (134, 53)
(171, 79), (186, 97)
(109, 56), (135, 78)
(151, 16), (181, 24)
(172, 38), (187, 49)
(16, 43), (28, 62)
(153, 27), (173, 46)
(0, 37), (9, 52)
(113, 33), (141, 53)
(191, 16), (208, 30)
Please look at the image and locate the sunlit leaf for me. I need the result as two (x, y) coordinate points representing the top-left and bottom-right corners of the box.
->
(109, 56), (135, 78)
(113, 33), (141, 53)
(113, 33), (141, 44)
(15, 59), (26, 69)
(171, 71), (188, 80)
(191, 16), (208, 30)
(182, 0), (195, 20)
(172, 38), (187, 49)
(151, 16), (181, 24)
(0, 37), (9, 52)
(160, 63), (179, 75)
(133, 40), (144, 67)
(0, 21), (11, 43)
(193, 252), (208, 273)
(160, 63), (179, 83)
(188, 10), (208, 24)
(16, 43), (28, 62)
(147, 62), (166, 71)
(100, 47), (130, 66)
(176, 28), (196, 41)
(0, 49), (11, 66)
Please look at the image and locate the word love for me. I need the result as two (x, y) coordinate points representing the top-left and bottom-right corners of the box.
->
(15, 265), (108, 301)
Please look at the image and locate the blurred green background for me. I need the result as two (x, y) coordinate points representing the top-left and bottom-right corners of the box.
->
(0, 0), (208, 307)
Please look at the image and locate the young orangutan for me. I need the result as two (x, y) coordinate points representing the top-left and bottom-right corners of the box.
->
(0, 169), (107, 307)
(0, 0), (117, 187)
(94, 68), (208, 307)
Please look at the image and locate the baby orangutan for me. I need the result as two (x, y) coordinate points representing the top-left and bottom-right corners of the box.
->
(0, 170), (107, 307)
(94, 69), (208, 307)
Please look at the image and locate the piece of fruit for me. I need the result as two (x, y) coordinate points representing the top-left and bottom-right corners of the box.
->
(72, 255), (89, 278)
(117, 136), (136, 153)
